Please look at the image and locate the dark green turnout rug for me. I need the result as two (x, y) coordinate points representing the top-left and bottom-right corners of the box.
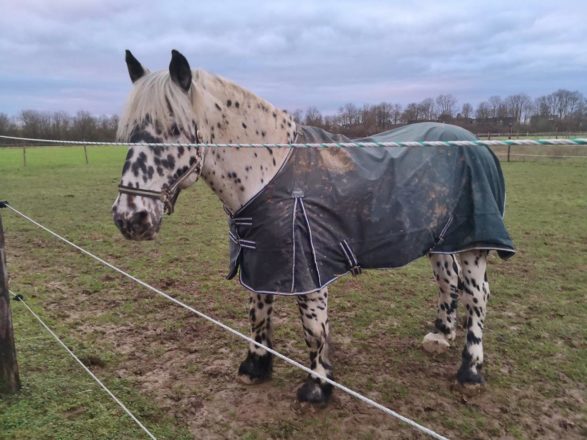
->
(226, 122), (515, 295)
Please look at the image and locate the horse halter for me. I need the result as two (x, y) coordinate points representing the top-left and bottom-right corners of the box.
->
(117, 145), (205, 215)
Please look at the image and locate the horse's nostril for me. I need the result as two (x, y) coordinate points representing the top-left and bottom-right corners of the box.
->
(113, 214), (126, 229)
(114, 210), (158, 240)
(131, 210), (149, 223)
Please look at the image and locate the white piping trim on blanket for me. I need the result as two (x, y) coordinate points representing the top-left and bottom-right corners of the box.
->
(238, 242), (515, 295)
(229, 231), (256, 250)
(429, 245), (516, 255)
(339, 241), (352, 265)
(233, 217), (253, 227)
(299, 198), (322, 287)
(290, 197), (298, 293)
(339, 240), (361, 275)
(436, 215), (453, 244)
(239, 270), (349, 296)
(343, 240), (360, 267)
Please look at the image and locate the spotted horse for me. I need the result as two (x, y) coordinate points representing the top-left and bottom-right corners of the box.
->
(112, 50), (515, 404)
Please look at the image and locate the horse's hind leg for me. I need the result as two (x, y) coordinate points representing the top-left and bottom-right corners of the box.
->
(238, 293), (274, 383)
(457, 250), (490, 385)
(422, 253), (461, 353)
(296, 287), (333, 404)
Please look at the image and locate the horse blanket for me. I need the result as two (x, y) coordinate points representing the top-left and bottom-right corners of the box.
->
(226, 122), (515, 295)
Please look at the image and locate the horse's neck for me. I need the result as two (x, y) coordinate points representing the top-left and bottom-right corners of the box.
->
(191, 70), (296, 212)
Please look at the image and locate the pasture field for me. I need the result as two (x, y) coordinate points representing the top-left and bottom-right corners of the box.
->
(0, 146), (585, 439)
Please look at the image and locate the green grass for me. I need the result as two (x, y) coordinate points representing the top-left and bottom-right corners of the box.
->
(0, 145), (586, 439)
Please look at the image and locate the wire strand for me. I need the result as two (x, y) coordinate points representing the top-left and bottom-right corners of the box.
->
(8, 290), (157, 440)
(4, 203), (449, 440)
(0, 133), (586, 149)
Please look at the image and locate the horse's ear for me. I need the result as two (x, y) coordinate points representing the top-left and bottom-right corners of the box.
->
(169, 49), (192, 92)
(125, 50), (147, 83)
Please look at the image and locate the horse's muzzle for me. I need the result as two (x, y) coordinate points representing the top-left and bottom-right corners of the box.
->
(113, 210), (160, 241)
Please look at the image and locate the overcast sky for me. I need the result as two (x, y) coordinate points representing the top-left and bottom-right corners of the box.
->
(1, 0), (586, 116)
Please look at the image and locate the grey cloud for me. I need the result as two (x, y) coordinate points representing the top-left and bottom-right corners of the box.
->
(1, 0), (586, 115)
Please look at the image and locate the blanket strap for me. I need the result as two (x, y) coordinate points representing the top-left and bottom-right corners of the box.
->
(225, 207), (256, 279)
(339, 240), (362, 276)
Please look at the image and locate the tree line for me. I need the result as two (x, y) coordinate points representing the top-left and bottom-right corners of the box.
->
(0, 111), (119, 143)
(291, 89), (587, 138)
(0, 88), (585, 143)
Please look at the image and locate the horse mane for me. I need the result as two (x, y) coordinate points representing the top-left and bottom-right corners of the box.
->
(117, 71), (196, 141)
(193, 69), (277, 112)
(118, 68), (289, 143)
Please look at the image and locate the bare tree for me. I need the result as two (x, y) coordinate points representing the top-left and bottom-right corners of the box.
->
(475, 101), (491, 120)
(0, 113), (16, 137)
(291, 109), (303, 124)
(488, 96), (502, 118)
(505, 94), (532, 124)
(391, 103), (402, 125)
(50, 111), (71, 139)
(461, 103), (473, 119)
(72, 110), (98, 140)
(418, 98), (436, 121)
(435, 94), (457, 120)
(551, 89), (583, 119)
(401, 103), (420, 123)
(19, 110), (51, 138)
(373, 102), (394, 130)
(304, 106), (323, 126)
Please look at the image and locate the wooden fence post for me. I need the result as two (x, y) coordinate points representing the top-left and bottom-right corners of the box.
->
(83, 144), (89, 165)
(0, 204), (21, 394)
(22, 145), (26, 167)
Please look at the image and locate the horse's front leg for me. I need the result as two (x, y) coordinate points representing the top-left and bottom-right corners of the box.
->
(296, 287), (333, 404)
(238, 293), (274, 383)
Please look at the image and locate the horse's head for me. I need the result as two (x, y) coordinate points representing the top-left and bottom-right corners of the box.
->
(112, 49), (205, 240)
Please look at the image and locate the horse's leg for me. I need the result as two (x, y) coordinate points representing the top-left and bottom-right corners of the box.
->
(238, 293), (274, 383)
(296, 287), (333, 404)
(456, 250), (490, 385)
(422, 253), (461, 353)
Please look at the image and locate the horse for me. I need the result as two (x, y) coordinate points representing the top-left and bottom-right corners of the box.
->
(112, 49), (514, 404)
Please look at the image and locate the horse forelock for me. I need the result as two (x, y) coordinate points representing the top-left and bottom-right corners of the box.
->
(117, 71), (196, 143)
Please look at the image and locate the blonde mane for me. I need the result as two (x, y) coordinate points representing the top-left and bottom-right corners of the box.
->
(193, 69), (278, 114)
(117, 68), (289, 145)
(117, 71), (196, 141)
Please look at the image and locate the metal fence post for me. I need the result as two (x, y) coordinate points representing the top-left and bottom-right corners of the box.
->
(0, 202), (21, 394)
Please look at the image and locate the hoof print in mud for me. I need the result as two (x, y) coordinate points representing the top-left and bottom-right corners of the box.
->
(452, 379), (486, 398)
(296, 377), (333, 404)
(237, 352), (273, 384)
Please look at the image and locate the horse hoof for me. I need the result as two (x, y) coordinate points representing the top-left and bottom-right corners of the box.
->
(296, 377), (333, 404)
(422, 332), (451, 353)
(456, 365), (485, 386)
(237, 351), (272, 384)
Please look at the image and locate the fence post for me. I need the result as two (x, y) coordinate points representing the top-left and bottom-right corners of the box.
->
(22, 145), (26, 167)
(507, 144), (511, 163)
(83, 144), (89, 165)
(0, 203), (21, 394)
